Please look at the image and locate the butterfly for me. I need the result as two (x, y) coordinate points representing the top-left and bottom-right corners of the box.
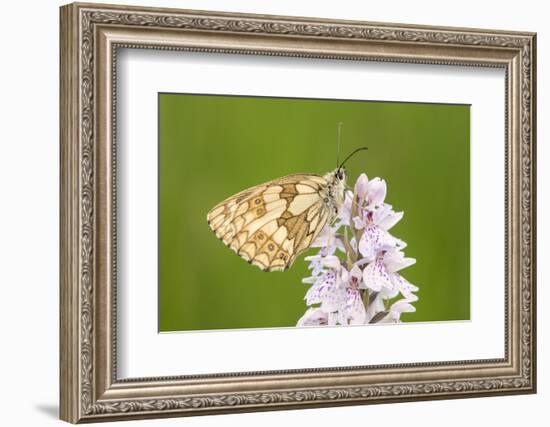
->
(207, 146), (368, 272)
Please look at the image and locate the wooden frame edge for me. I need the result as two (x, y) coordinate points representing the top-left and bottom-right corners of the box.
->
(60, 3), (80, 423)
(59, 2), (537, 423)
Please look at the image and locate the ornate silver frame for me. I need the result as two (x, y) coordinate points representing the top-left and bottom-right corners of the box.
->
(60, 2), (537, 423)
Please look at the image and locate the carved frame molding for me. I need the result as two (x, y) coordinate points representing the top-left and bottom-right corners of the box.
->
(60, 2), (536, 423)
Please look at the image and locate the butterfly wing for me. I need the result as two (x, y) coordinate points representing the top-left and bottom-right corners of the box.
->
(207, 174), (331, 272)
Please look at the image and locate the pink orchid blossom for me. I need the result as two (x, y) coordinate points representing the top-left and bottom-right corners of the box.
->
(297, 173), (418, 327)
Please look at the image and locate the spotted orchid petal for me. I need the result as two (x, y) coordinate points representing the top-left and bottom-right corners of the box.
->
(304, 252), (326, 276)
(362, 258), (392, 292)
(346, 289), (367, 325)
(348, 264), (364, 289)
(311, 225), (345, 254)
(390, 273), (418, 301)
(322, 255), (342, 270)
(301, 275), (319, 285)
(297, 307), (328, 327)
(305, 282), (323, 305)
(374, 204), (404, 230)
(320, 283), (347, 313)
(358, 225), (399, 261)
(379, 275), (399, 299)
(305, 270), (336, 305)
(380, 299), (416, 323)
(391, 299), (416, 314)
(383, 249), (416, 273)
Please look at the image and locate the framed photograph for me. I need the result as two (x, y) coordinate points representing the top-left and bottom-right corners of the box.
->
(60, 2), (537, 423)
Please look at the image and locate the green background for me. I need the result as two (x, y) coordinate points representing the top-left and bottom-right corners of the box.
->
(159, 93), (470, 332)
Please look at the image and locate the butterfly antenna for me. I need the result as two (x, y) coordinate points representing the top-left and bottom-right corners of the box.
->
(339, 146), (369, 169)
(336, 122), (343, 169)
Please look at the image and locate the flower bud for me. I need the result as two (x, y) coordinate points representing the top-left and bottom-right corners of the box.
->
(354, 173), (369, 200)
(367, 178), (387, 207)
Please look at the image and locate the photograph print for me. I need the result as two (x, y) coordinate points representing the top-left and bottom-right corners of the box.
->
(158, 93), (470, 332)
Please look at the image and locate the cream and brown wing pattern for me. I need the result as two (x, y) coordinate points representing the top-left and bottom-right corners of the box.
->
(206, 174), (331, 272)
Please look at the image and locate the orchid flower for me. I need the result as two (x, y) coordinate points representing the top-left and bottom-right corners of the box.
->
(297, 173), (419, 327)
(379, 299), (417, 323)
(310, 225), (345, 255)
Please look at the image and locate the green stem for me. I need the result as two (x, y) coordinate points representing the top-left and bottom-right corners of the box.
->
(341, 229), (356, 267)
(363, 289), (371, 309)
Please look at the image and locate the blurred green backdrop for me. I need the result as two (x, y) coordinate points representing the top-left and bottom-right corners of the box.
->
(159, 93), (470, 332)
